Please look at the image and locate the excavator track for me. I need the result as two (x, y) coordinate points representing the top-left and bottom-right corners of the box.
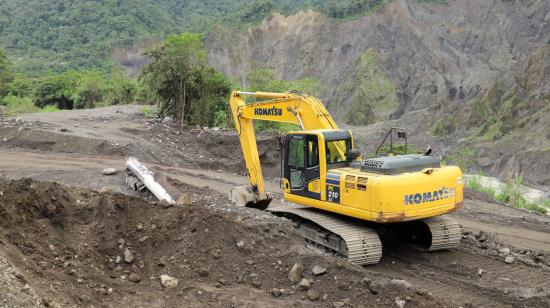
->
(392, 215), (462, 251)
(269, 205), (382, 265)
(423, 215), (462, 251)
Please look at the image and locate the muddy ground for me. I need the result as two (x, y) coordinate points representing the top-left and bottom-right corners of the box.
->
(0, 106), (549, 307)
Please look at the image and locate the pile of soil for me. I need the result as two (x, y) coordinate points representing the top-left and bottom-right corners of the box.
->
(0, 179), (440, 307)
(0, 127), (126, 157)
(125, 122), (283, 179)
(0, 119), (283, 179)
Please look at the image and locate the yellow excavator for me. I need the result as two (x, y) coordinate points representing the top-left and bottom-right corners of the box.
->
(229, 90), (464, 265)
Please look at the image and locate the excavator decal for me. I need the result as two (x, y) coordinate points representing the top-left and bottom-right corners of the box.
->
(326, 172), (341, 203)
(404, 187), (456, 205)
(254, 107), (283, 116)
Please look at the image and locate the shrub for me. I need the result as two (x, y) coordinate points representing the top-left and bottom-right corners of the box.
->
(73, 72), (107, 109)
(42, 105), (60, 112)
(140, 106), (152, 117)
(34, 73), (77, 109)
(466, 175), (496, 197)
(2, 94), (41, 116)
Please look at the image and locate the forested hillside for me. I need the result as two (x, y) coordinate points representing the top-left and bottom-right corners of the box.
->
(0, 0), (383, 74)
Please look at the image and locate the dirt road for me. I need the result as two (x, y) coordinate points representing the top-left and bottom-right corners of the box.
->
(1, 106), (549, 307)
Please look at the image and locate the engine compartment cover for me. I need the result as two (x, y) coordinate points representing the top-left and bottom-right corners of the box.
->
(350, 154), (441, 175)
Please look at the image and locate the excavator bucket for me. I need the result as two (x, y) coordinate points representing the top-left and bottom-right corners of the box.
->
(229, 186), (272, 210)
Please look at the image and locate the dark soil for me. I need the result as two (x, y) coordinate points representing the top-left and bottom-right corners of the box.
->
(0, 178), (439, 307)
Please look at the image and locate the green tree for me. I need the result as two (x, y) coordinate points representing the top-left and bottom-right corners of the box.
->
(140, 33), (231, 126)
(245, 64), (323, 96)
(7, 74), (35, 97)
(34, 72), (78, 109)
(105, 73), (136, 106)
(73, 71), (107, 109)
(0, 48), (14, 98)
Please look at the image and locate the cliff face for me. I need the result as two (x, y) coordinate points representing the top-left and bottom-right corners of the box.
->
(204, 0), (550, 186)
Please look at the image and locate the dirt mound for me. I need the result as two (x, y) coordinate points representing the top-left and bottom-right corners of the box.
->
(0, 127), (126, 157)
(120, 122), (282, 178)
(0, 179), (438, 307)
(1, 118), (282, 179)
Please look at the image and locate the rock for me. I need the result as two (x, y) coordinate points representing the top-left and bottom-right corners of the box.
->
(307, 289), (320, 301)
(160, 275), (179, 288)
(236, 240), (245, 248)
(478, 268), (484, 276)
(252, 280), (262, 289)
(499, 248), (511, 255)
(395, 297), (406, 308)
(369, 278), (390, 295)
(337, 282), (349, 290)
(312, 265), (326, 276)
(124, 248), (134, 263)
(197, 268), (209, 277)
(270, 288), (282, 297)
(504, 256), (515, 264)
(288, 263), (304, 284)
(128, 273), (141, 283)
(163, 117), (172, 123)
(333, 302), (345, 308)
(99, 186), (114, 193)
(176, 193), (192, 206)
(102, 168), (118, 176)
(218, 278), (229, 286)
(298, 278), (311, 290)
(390, 279), (412, 290)
(115, 256), (121, 264)
(159, 200), (173, 208)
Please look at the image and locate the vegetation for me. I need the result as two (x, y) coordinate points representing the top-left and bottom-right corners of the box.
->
(0, 0), (388, 75)
(1, 94), (63, 116)
(445, 147), (476, 172)
(431, 115), (459, 136)
(0, 51), (138, 116)
(1, 95), (41, 116)
(139, 33), (232, 127)
(0, 48), (14, 98)
(140, 106), (153, 118)
(342, 49), (397, 125)
(466, 175), (548, 214)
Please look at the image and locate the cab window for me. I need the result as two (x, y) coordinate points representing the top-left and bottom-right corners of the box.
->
(288, 138), (304, 167)
(288, 137), (305, 189)
(326, 139), (351, 164)
(307, 138), (319, 167)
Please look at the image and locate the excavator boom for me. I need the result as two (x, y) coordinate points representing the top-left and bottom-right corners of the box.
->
(228, 91), (341, 208)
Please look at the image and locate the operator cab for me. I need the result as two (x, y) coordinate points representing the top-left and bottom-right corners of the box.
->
(283, 129), (357, 200)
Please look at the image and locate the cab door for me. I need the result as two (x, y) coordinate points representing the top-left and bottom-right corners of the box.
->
(284, 134), (321, 200)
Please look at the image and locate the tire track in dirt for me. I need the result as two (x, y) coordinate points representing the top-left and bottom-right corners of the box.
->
(374, 245), (550, 307)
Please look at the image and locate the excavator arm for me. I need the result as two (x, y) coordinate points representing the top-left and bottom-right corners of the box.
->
(228, 90), (339, 209)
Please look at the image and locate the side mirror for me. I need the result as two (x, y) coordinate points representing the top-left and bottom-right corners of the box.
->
(347, 149), (361, 161)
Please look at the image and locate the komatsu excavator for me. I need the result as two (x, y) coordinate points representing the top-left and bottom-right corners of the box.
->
(229, 91), (463, 265)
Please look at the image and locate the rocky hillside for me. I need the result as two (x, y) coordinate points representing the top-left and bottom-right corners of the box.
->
(204, 0), (550, 186)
